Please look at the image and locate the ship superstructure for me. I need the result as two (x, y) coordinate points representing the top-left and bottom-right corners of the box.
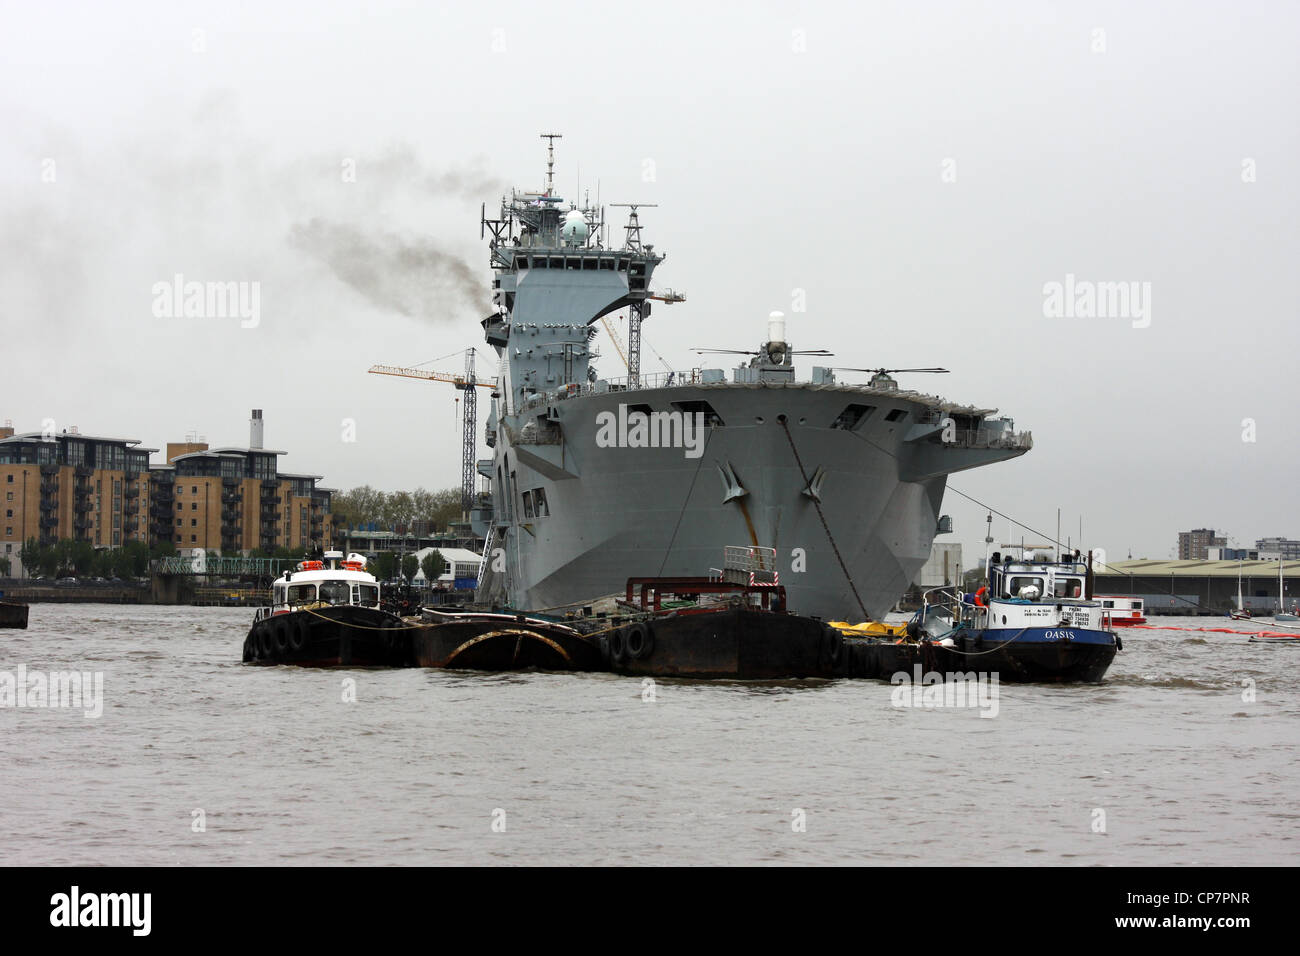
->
(471, 139), (1033, 621)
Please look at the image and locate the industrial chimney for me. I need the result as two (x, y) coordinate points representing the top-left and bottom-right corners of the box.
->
(250, 409), (264, 449)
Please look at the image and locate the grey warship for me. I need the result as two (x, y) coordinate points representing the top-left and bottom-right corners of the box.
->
(472, 138), (1032, 622)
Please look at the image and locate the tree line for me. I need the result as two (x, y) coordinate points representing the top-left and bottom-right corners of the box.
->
(329, 486), (463, 532)
(15, 538), (174, 580)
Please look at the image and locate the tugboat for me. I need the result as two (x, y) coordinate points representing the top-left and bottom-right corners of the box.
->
(242, 551), (411, 666)
(904, 545), (1120, 682)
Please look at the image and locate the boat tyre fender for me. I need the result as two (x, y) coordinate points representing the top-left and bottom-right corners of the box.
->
(258, 626), (275, 659)
(608, 628), (628, 666)
(1115, 635), (1123, 652)
(243, 634), (257, 663)
(625, 622), (654, 660)
(288, 617), (307, 652)
(273, 618), (291, 653)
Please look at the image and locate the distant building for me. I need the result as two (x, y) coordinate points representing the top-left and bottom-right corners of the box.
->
(1095, 558), (1300, 615)
(1255, 537), (1300, 560)
(1177, 528), (1226, 560)
(1207, 547), (1259, 561)
(914, 542), (962, 588)
(0, 410), (337, 573)
(410, 546), (484, 587)
(0, 425), (156, 575)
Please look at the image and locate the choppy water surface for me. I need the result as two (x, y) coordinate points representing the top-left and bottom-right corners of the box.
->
(1, 605), (1296, 865)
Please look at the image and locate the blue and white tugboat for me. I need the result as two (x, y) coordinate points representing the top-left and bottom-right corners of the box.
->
(910, 544), (1120, 682)
(243, 551), (410, 666)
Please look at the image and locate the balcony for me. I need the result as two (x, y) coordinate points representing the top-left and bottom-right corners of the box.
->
(74, 465), (93, 478)
(74, 500), (94, 514)
(40, 499), (57, 512)
(40, 515), (58, 530)
(124, 518), (139, 534)
(40, 480), (58, 495)
(73, 518), (91, 533)
(124, 500), (139, 516)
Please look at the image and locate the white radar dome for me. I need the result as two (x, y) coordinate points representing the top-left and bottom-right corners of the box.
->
(562, 210), (589, 241)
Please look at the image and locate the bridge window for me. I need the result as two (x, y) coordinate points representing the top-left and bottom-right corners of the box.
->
(1007, 576), (1045, 598)
(288, 583), (317, 605)
(549, 257), (563, 269)
(319, 581), (351, 605)
(531, 257), (547, 269)
(884, 409), (908, 423)
(522, 490), (535, 519)
(617, 258), (628, 271)
(599, 259), (615, 270)
(582, 258), (597, 270)
(566, 258), (581, 271)
(1053, 577), (1083, 598)
(533, 487), (549, 517)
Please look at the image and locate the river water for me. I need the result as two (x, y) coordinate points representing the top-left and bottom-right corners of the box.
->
(1, 604), (1296, 865)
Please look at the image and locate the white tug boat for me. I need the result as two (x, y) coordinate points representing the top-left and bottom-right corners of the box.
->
(243, 550), (410, 666)
(912, 543), (1120, 682)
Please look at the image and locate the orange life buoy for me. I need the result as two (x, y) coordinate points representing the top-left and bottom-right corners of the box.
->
(974, 586), (988, 607)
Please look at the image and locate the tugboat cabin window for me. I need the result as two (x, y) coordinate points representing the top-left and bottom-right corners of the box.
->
(352, 584), (379, 607)
(1053, 577), (1083, 598)
(287, 583), (317, 605)
(318, 581), (351, 605)
(1101, 600), (1115, 608)
(1007, 576), (1045, 598)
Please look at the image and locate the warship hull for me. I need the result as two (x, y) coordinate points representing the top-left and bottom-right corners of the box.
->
(479, 382), (1028, 621)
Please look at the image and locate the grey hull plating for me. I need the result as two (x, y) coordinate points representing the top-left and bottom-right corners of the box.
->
(479, 382), (1027, 621)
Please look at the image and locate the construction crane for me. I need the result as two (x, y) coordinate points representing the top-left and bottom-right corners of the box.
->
(368, 349), (494, 520)
(598, 290), (686, 378)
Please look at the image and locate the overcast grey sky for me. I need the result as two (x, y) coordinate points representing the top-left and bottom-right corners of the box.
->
(2, 0), (1296, 562)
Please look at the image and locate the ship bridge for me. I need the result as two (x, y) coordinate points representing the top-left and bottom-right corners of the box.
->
(481, 140), (668, 417)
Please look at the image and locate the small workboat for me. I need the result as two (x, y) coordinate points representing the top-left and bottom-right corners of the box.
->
(242, 551), (411, 666)
(908, 546), (1120, 683)
(0, 598), (29, 629)
(1097, 594), (1147, 626)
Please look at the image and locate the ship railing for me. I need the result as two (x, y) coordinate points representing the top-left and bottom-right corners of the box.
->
(946, 429), (1034, 450)
(919, 584), (971, 629)
(709, 546), (780, 586)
